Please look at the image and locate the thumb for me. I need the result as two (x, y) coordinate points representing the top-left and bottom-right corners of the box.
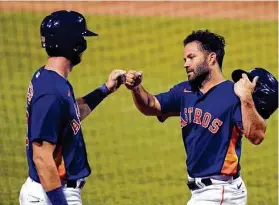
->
(116, 70), (126, 76)
(137, 71), (143, 77)
(112, 70), (126, 80)
(252, 76), (259, 87)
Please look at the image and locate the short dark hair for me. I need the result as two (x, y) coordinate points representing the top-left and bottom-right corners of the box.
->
(183, 30), (226, 68)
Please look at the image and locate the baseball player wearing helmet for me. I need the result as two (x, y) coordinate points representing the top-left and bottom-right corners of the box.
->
(19, 10), (125, 205)
(125, 30), (268, 205)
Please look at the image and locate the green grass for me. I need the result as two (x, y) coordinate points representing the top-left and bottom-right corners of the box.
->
(0, 12), (277, 205)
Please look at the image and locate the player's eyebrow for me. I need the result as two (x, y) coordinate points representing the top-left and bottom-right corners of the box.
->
(184, 53), (195, 60)
(187, 53), (195, 58)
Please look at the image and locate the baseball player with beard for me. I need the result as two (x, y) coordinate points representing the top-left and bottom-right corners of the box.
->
(124, 30), (267, 205)
(19, 10), (126, 205)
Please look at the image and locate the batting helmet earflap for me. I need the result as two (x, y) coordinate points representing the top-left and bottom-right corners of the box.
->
(232, 68), (278, 119)
(40, 10), (98, 65)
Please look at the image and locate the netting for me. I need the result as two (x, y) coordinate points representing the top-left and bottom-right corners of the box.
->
(0, 2), (277, 205)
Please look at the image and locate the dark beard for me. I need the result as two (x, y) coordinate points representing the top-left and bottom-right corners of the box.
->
(189, 60), (210, 91)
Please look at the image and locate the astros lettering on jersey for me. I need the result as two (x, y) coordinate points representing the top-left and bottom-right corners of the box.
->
(156, 80), (242, 178)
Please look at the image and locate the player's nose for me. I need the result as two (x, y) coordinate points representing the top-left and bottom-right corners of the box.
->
(184, 62), (190, 70)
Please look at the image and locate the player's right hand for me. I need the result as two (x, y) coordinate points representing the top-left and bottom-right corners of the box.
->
(105, 69), (126, 93)
(125, 70), (143, 90)
(234, 73), (258, 101)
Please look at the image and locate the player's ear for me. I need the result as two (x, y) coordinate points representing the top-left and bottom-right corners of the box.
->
(207, 52), (217, 66)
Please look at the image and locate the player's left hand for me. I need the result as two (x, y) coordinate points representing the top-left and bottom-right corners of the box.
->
(105, 69), (126, 93)
(234, 73), (259, 101)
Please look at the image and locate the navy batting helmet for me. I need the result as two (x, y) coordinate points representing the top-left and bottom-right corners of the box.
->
(40, 10), (98, 65)
(232, 68), (278, 119)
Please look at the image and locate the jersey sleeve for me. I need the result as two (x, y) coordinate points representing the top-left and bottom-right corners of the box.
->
(232, 102), (243, 131)
(30, 94), (65, 144)
(155, 84), (182, 114)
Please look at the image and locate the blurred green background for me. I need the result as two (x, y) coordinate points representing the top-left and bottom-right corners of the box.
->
(0, 11), (277, 205)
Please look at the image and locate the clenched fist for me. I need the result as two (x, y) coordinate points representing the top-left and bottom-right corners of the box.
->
(234, 73), (259, 101)
(125, 70), (143, 90)
(105, 69), (126, 93)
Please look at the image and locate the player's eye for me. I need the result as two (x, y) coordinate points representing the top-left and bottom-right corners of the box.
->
(188, 54), (194, 59)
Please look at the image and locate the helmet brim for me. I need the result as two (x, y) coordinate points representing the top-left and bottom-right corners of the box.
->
(82, 29), (98, 36)
(231, 69), (254, 82)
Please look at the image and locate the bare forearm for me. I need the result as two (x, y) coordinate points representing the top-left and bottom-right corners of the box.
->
(241, 97), (266, 145)
(131, 85), (161, 116)
(34, 155), (61, 191)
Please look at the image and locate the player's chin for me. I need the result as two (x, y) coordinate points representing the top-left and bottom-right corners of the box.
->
(187, 73), (195, 81)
